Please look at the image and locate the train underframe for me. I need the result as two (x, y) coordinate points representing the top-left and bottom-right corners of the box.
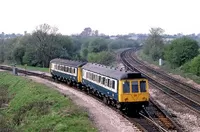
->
(52, 74), (148, 115)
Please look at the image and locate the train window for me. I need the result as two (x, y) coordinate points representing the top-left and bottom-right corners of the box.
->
(96, 75), (98, 82)
(73, 68), (75, 74)
(112, 81), (115, 89)
(99, 76), (101, 83)
(107, 79), (110, 87)
(93, 74), (95, 81)
(71, 68), (74, 73)
(62, 66), (64, 71)
(94, 74), (96, 81)
(88, 73), (90, 79)
(97, 75), (99, 82)
(102, 77), (105, 84)
(91, 73), (93, 80)
(100, 77), (103, 84)
(132, 81), (138, 93)
(109, 80), (112, 88)
(140, 81), (146, 92)
(86, 72), (88, 78)
(92, 74), (94, 80)
(89, 73), (92, 80)
(123, 81), (130, 93)
(90, 73), (93, 80)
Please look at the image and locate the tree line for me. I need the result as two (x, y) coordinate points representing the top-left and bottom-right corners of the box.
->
(0, 24), (139, 67)
(143, 28), (200, 76)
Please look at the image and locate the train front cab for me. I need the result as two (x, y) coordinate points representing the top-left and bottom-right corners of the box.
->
(118, 79), (149, 109)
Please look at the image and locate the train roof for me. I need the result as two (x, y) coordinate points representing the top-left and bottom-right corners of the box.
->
(50, 58), (87, 68)
(82, 63), (145, 80)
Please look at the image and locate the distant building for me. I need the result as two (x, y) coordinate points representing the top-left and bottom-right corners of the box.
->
(109, 36), (118, 40)
(128, 36), (138, 40)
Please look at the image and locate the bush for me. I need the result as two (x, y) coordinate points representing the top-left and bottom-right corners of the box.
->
(182, 55), (200, 76)
(164, 37), (199, 67)
(87, 51), (115, 65)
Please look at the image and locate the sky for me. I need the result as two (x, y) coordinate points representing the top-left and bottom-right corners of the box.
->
(0, 0), (200, 35)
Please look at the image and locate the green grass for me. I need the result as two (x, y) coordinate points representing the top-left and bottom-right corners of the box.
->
(0, 72), (97, 132)
(138, 50), (200, 84)
(16, 65), (49, 73)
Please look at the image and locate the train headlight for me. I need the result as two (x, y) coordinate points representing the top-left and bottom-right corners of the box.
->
(142, 97), (147, 101)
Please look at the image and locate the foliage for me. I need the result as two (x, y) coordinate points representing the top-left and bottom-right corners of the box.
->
(143, 28), (164, 61)
(88, 38), (108, 53)
(108, 39), (139, 50)
(0, 24), (140, 67)
(13, 46), (25, 64)
(182, 55), (200, 76)
(87, 51), (115, 65)
(164, 37), (199, 67)
(0, 72), (97, 132)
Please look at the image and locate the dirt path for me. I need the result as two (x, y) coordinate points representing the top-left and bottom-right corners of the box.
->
(27, 76), (140, 132)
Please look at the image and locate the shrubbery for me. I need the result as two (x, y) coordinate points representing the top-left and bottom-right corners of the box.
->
(182, 55), (200, 76)
(143, 28), (200, 77)
(164, 37), (199, 67)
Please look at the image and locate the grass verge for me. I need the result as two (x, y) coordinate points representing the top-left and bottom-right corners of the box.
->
(0, 72), (97, 132)
(138, 50), (200, 84)
(16, 65), (49, 73)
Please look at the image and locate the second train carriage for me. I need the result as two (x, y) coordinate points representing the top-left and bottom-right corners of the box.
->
(49, 59), (149, 112)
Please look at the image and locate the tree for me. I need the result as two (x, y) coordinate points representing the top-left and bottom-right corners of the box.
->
(31, 23), (59, 67)
(143, 28), (164, 60)
(80, 27), (92, 36)
(13, 46), (25, 64)
(182, 55), (200, 76)
(164, 37), (199, 67)
(87, 51), (115, 65)
(88, 38), (108, 53)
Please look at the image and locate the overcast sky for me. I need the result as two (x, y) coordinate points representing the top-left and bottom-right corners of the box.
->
(0, 0), (200, 35)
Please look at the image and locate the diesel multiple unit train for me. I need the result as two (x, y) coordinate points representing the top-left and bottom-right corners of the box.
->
(50, 58), (149, 112)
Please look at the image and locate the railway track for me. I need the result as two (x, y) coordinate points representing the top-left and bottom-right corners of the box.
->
(120, 49), (200, 115)
(130, 98), (182, 132)
(0, 65), (182, 132)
